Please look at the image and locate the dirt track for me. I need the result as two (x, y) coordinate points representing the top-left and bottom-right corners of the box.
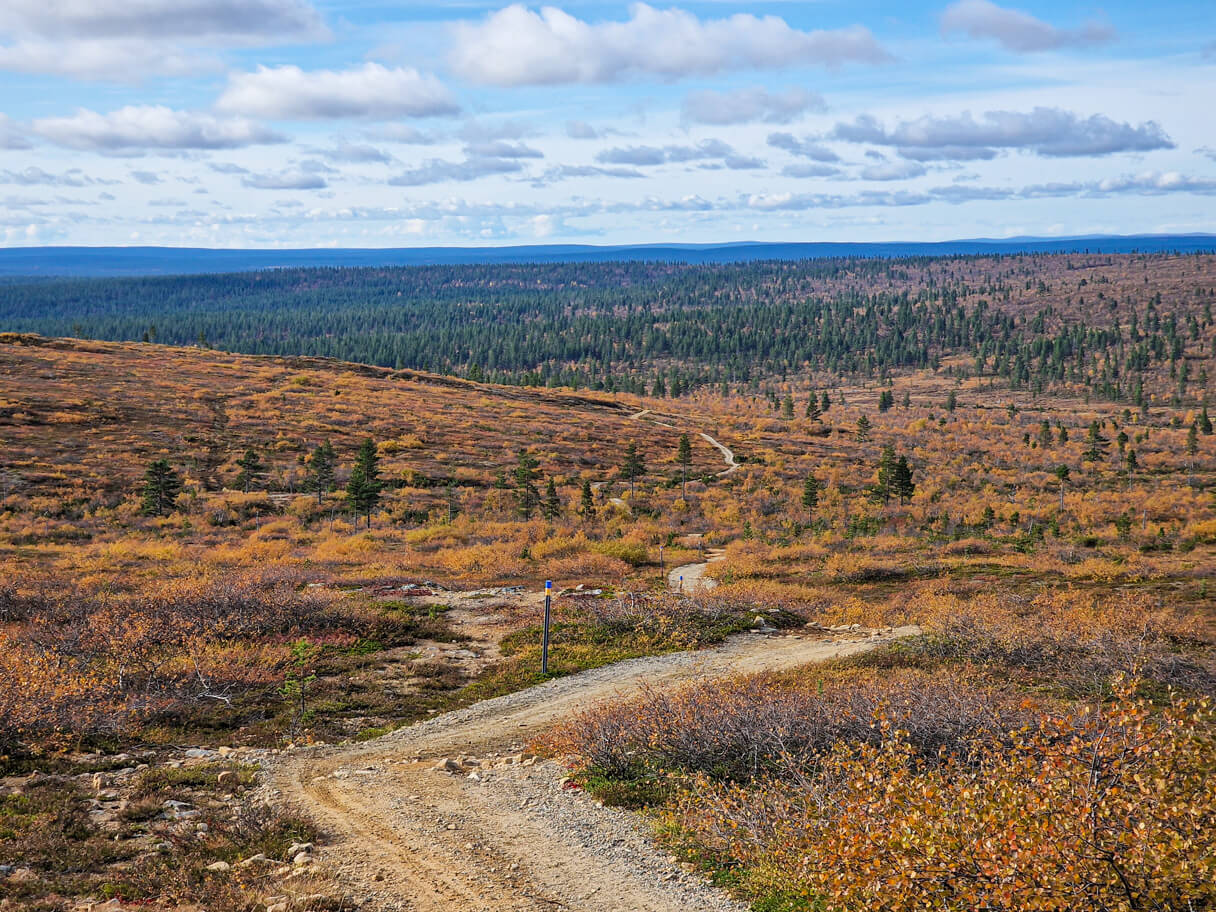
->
(268, 626), (916, 911)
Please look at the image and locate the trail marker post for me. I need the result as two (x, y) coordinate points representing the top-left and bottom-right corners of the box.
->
(541, 580), (552, 675)
(679, 574), (684, 592)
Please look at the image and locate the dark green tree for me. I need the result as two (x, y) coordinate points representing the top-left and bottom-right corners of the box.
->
(542, 477), (561, 520)
(1054, 464), (1070, 512)
(820, 391), (831, 414)
(1187, 422), (1199, 468)
(946, 390), (957, 413)
(620, 441), (646, 498)
(304, 440), (336, 503)
(805, 394), (821, 421)
(234, 447), (265, 493)
(1200, 407), (1213, 435)
(513, 448), (541, 518)
(140, 459), (183, 516)
(878, 390), (894, 412)
(1083, 420), (1109, 464)
(346, 438), (382, 527)
(856, 414), (872, 443)
(801, 473), (820, 513)
(676, 433), (693, 499)
(892, 455), (915, 504)
(579, 479), (595, 518)
(873, 444), (896, 503)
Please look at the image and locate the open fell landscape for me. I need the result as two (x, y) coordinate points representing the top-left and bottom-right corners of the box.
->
(1, 251), (1215, 912)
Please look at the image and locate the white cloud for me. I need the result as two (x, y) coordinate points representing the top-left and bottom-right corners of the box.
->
(387, 158), (527, 186)
(451, 3), (890, 86)
(566, 121), (599, 140)
(0, 113), (30, 149)
(216, 64), (459, 120)
(596, 139), (742, 167)
(859, 160), (927, 181)
(0, 38), (218, 80)
(242, 169), (328, 190)
(782, 163), (841, 178)
(33, 106), (285, 151)
(681, 87), (825, 125)
(767, 132), (840, 162)
(0, 0), (325, 42)
(941, 0), (1115, 53)
(833, 108), (1173, 159)
(464, 141), (543, 159)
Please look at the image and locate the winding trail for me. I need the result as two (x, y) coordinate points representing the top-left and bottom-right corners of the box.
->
(268, 626), (916, 912)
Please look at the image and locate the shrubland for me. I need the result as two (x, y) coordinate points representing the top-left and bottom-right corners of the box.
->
(0, 251), (1213, 909)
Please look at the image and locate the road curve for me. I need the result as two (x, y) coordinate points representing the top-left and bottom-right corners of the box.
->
(267, 627), (916, 912)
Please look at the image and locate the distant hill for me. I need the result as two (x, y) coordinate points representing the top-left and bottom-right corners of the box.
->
(1, 235), (1214, 277)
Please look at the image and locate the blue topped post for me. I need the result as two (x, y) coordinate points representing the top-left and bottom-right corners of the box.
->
(542, 580), (552, 675)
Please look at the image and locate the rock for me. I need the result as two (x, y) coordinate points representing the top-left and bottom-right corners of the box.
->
(432, 758), (462, 773)
(292, 852), (315, 866)
(266, 904), (289, 912)
(287, 841), (314, 857)
(217, 746), (234, 757)
(205, 861), (231, 873)
(91, 773), (104, 792)
(184, 748), (216, 759)
(7, 868), (37, 883)
(216, 770), (237, 789)
(237, 853), (268, 867)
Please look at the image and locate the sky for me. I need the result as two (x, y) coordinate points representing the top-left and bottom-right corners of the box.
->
(0, 0), (1213, 248)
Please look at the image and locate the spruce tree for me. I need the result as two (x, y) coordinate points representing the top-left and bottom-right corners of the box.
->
(542, 477), (561, 520)
(874, 444), (896, 503)
(305, 440), (336, 504)
(805, 394), (821, 421)
(801, 474), (820, 513)
(1200, 407), (1213, 435)
(346, 438), (382, 527)
(141, 459), (183, 516)
(946, 390), (957, 413)
(579, 479), (595, 518)
(1187, 422), (1199, 468)
(234, 447), (265, 493)
(513, 448), (541, 518)
(781, 394), (794, 420)
(676, 433), (692, 499)
(1054, 464), (1070, 512)
(821, 391), (831, 414)
(1083, 420), (1109, 464)
(856, 414), (872, 443)
(620, 442), (646, 498)
(893, 455), (915, 504)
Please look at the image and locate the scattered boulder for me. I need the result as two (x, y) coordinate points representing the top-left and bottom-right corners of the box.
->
(205, 861), (231, 873)
(286, 841), (314, 857)
(216, 770), (237, 789)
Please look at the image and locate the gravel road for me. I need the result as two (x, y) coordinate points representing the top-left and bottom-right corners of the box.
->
(266, 626), (916, 911)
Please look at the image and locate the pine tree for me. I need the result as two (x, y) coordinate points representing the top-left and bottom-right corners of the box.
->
(1083, 420), (1109, 464)
(305, 440), (336, 504)
(946, 390), (957, 413)
(676, 433), (693, 499)
(1054, 464), (1070, 512)
(805, 394), (821, 421)
(878, 390), (894, 412)
(140, 459), (183, 516)
(781, 394), (794, 420)
(234, 447), (265, 493)
(620, 442), (646, 498)
(1200, 407), (1213, 435)
(513, 448), (541, 518)
(856, 414), (872, 442)
(1187, 422), (1199, 468)
(542, 477), (561, 520)
(821, 391), (831, 414)
(579, 479), (595, 518)
(346, 438), (382, 527)
(892, 455), (915, 504)
(874, 444), (896, 503)
(801, 474), (819, 513)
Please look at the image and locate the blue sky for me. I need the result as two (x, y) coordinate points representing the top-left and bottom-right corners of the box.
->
(0, 0), (1213, 247)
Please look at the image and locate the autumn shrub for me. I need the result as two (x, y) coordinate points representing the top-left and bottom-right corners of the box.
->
(546, 669), (1026, 785)
(668, 685), (1215, 912)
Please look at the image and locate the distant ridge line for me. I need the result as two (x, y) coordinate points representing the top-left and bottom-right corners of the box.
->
(1, 234), (1214, 277)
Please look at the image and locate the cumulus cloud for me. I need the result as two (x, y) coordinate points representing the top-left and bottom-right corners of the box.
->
(464, 141), (543, 159)
(782, 162), (840, 178)
(941, 0), (1115, 52)
(681, 86), (825, 125)
(0, 113), (31, 149)
(370, 125), (439, 145)
(311, 142), (394, 164)
(241, 169), (328, 190)
(859, 160), (927, 181)
(832, 108), (1173, 159)
(596, 139), (741, 166)
(0, 0), (326, 80)
(130, 170), (161, 184)
(0, 166), (115, 186)
(216, 64), (459, 120)
(33, 105), (285, 151)
(451, 3), (890, 86)
(536, 164), (646, 183)
(387, 158), (527, 186)
(566, 121), (599, 140)
(767, 132), (840, 162)
(0, 0), (325, 41)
